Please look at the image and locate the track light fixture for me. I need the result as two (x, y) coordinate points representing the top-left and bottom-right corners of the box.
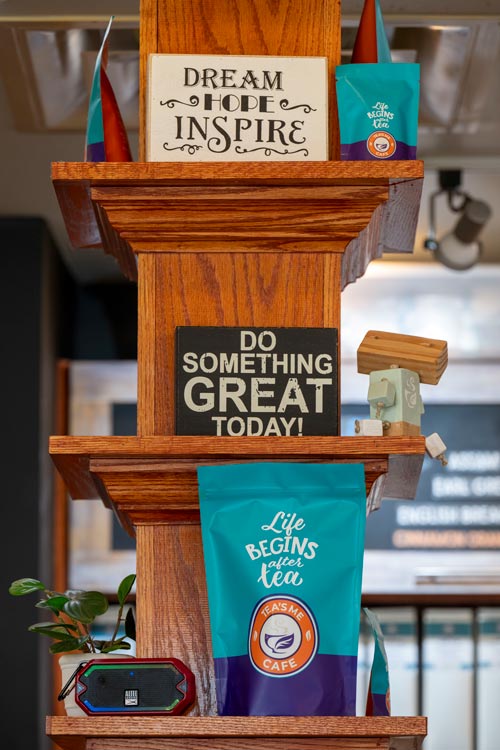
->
(424, 170), (491, 271)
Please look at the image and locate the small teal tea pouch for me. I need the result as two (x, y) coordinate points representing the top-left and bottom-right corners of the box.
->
(336, 63), (419, 160)
(364, 607), (391, 716)
(198, 462), (366, 716)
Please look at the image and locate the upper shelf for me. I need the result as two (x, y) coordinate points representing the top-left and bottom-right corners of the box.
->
(51, 160), (424, 285)
(52, 160), (423, 186)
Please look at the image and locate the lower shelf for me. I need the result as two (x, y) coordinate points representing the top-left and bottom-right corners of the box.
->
(47, 715), (427, 750)
(49, 435), (425, 531)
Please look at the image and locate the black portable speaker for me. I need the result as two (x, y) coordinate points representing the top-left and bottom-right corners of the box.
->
(74, 658), (195, 715)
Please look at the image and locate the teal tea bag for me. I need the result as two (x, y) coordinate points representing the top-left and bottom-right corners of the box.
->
(198, 462), (366, 716)
(364, 607), (391, 716)
(336, 63), (420, 160)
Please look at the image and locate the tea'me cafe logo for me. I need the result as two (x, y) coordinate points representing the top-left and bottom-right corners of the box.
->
(249, 595), (318, 677)
(147, 54), (328, 161)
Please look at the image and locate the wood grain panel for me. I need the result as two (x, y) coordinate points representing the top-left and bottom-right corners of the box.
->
(342, 202), (384, 289)
(85, 739), (390, 750)
(91, 184), (387, 249)
(52, 160), (424, 186)
(138, 254), (168, 435)
(46, 715), (427, 739)
(93, 202), (137, 281)
(152, 0), (340, 156)
(135, 524), (216, 714)
(53, 181), (101, 249)
(137, 253), (155, 434)
(380, 179), (423, 254)
(89, 456), (388, 525)
(140, 0), (158, 160)
(357, 331), (448, 385)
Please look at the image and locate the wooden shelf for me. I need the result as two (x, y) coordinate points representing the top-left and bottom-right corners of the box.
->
(46, 715), (428, 750)
(50, 435), (425, 533)
(51, 160), (424, 285)
(52, 160), (423, 185)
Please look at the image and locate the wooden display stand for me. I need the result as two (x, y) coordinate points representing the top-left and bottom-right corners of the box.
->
(47, 1), (427, 748)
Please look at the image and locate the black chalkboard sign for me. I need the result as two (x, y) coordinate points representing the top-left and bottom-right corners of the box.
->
(175, 326), (338, 436)
(342, 404), (500, 551)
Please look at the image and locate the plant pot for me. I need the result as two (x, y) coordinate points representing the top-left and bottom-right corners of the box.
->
(59, 652), (127, 716)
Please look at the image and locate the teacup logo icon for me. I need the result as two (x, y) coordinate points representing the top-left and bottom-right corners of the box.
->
(367, 131), (396, 159)
(249, 595), (318, 677)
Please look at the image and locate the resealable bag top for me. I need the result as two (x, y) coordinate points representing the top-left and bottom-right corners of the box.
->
(336, 0), (419, 161)
(198, 462), (366, 716)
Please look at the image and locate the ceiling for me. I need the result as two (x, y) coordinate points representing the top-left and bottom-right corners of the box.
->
(1, 0), (500, 281)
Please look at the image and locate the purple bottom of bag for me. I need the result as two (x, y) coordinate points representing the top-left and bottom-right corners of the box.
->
(86, 141), (106, 161)
(370, 692), (390, 716)
(214, 653), (357, 716)
(341, 141), (417, 161)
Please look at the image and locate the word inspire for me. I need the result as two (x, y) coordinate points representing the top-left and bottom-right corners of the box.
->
(181, 330), (335, 436)
(245, 511), (319, 588)
(367, 101), (394, 129)
(171, 67), (305, 153)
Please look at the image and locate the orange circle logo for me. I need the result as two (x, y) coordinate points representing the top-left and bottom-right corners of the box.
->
(248, 595), (318, 677)
(367, 131), (396, 159)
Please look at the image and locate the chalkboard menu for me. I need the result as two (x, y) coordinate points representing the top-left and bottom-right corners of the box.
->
(342, 404), (500, 551)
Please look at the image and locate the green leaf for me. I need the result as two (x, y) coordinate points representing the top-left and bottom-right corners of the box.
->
(117, 574), (136, 606)
(36, 595), (69, 614)
(101, 639), (131, 653)
(49, 636), (90, 654)
(124, 607), (136, 641)
(29, 621), (75, 632)
(9, 578), (45, 596)
(28, 623), (77, 641)
(63, 591), (108, 624)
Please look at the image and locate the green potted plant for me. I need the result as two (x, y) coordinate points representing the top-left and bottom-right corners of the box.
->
(9, 573), (136, 715)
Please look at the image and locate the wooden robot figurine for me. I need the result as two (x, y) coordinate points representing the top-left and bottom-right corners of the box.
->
(356, 330), (448, 465)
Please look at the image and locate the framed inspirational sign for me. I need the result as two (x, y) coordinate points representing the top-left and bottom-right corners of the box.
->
(176, 326), (338, 436)
(147, 54), (328, 161)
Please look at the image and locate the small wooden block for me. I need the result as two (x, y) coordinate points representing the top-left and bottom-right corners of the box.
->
(425, 432), (447, 458)
(357, 330), (448, 385)
(383, 421), (421, 437)
(355, 419), (384, 436)
(367, 379), (396, 408)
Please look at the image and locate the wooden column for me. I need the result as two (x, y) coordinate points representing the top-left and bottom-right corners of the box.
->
(139, 0), (341, 159)
(137, 251), (343, 436)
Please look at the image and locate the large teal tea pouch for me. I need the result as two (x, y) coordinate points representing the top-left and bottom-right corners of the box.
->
(198, 462), (366, 715)
(336, 63), (419, 160)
